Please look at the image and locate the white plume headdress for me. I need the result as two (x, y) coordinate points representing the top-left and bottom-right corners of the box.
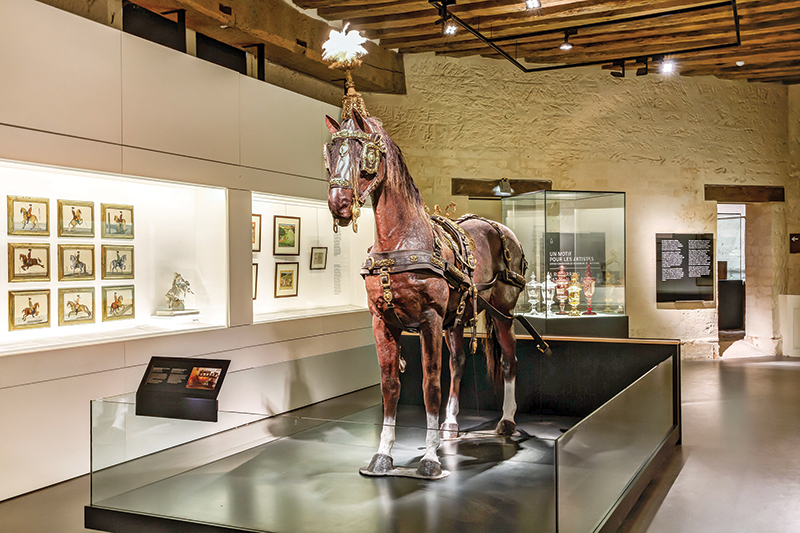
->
(322, 23), (370, 120)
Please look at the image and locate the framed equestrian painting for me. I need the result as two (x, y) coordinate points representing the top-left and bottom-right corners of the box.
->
(58, 287), (94, 326)
(310, 247), (328, 270)
(101, 245), (134, 280)
(252, 214), (262, 252)
(8, 243), (50, 282)
(273, 215), (300, 256)
(7, 196), (49, 236)
(9, 289), (50, 330)
(101, 203), (134, 239)
(57, 199), (94, 238)
(274, 262), (299, 298)
(252, 263), (258, 300)
(58, 244), (95, 281)
(102, 285), (135, 321)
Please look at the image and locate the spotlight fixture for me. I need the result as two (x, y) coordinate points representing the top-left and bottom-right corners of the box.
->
(736, 60), (745, 67)
(660, 59), (676, 75)
(525, 0), (541, 8)
(443, 19), (459, 36)
(560, 29), (576, 51)
(435, 0), (458, 36)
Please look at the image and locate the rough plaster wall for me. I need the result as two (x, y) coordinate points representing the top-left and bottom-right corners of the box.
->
(367, 54), (790, 359)
(789, 86), (800, 296)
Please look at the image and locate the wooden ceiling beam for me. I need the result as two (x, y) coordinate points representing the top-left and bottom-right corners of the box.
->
(389, 7), (737, 54)
(133, 0), (406, 93)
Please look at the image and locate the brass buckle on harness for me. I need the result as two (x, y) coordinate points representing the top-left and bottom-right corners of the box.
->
(379, 267), (393, 306)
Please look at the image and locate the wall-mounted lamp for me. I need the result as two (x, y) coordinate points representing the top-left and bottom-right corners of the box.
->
(560, 29), (576, 51)
(525, 0), (541, 8)
(492, 178), (515, 197)
(660, 59), (676, 75)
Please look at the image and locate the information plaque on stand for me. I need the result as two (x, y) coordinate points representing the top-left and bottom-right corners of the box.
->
(136, 356), (230, 422)
(656, 233), (714, 302)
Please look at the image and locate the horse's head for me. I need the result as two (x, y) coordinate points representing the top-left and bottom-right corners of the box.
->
(324, 109), (387, 233)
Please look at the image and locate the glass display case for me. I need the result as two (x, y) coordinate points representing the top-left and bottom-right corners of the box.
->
(251, 193), (373, 322)
(0, 159), (228, 355)
(502, 190), (627, 337)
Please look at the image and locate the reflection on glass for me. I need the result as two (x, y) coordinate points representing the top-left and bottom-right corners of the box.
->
(556, 360), (674, 533)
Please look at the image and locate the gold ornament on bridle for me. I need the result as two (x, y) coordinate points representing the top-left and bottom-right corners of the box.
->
(323, 23), (384, 233)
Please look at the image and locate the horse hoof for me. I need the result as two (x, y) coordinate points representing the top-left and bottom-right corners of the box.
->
(362, 453), (393, 475)
(440, 422), (459, 439)
(496, 419), (516, 436)
(416, 458), (442, 479)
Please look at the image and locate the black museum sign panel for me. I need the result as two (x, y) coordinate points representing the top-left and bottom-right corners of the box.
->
(656, 233), (714, 302)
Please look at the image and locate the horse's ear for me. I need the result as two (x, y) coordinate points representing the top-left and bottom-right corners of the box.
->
(351, 109), (373, 134)
(325, 115), (340, 134)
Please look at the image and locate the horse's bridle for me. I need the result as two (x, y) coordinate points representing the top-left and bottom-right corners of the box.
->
(325, 128), (387, 233)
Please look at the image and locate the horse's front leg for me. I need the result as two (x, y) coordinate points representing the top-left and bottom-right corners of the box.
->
(441, 324), (466, 439)
(494, 317), (519, 436)
(418, 313), (445, 478)
(360, 314), (402, 475)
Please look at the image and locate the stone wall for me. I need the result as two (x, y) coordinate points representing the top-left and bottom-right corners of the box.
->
(368, 53), (792, 358)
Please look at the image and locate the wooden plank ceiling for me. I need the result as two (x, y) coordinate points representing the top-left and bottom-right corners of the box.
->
(294, 0), (800, 85)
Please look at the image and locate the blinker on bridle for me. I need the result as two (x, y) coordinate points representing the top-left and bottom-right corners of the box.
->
(325, 128), (387, 233)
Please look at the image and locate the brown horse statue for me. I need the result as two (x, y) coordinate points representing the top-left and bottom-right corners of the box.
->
(325, 110), (546, 480)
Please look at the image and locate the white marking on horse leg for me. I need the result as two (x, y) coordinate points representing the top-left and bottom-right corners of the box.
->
(422, 412), (441, 462)
(502, 378), (517, 423)
(443, 394), (459, 427)
(377, 416), (396, 456)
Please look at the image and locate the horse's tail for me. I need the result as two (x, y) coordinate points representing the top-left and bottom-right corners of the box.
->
(483, 316), (503, 391)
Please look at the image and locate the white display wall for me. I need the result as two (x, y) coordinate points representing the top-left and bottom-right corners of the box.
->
(0, 160), (228, 354)
(252, 193), (373, 320)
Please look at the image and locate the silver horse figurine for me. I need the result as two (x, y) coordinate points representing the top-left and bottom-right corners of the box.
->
(165, 272), (194, 310)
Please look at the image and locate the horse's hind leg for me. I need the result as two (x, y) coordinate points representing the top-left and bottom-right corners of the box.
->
(361, 316), (402, 475)
(494, 317), (518, 436)
(441, 324), (465, 439)
(418, 315), (445, 478)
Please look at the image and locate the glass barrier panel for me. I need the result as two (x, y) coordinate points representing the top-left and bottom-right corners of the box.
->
(92, 404), (558, 533)
(556, 359), (674, 533)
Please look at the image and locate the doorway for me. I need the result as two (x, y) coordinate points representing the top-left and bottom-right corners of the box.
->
(717, 205), (746, 351)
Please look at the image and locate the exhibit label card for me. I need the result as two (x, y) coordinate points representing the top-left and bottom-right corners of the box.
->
(656, 233), (714, 302)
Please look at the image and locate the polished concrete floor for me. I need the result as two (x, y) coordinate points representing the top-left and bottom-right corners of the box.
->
(2, 357), (799, 533)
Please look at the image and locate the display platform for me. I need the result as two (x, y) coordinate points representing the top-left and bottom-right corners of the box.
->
(86, 336), (680, 533)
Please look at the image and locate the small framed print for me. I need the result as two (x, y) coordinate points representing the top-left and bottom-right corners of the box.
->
(8, 243), (50, 282)
(274, 262), (299, 298)
(101, 245), (134, 279)
(58, 287), (95, 326)
(309, 247), (328, 270)
(57, 200), (94, 237)
(252, 214), (262, 252)
(101, 203), (134, 239)
(58, 244), (95, 281)
(252, 263), (258, 300)
(102, 285), (135, 321)
(8, 196), (49, 236)
(9, 290), (50, 330)
(273, 215), (301, 256)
